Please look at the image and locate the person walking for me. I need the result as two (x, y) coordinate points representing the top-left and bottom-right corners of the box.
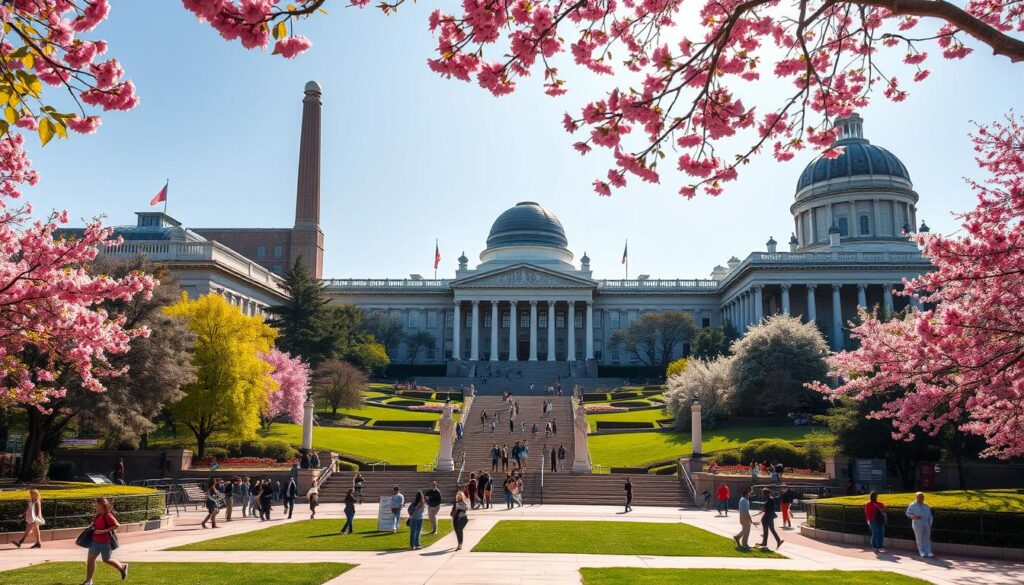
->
(390, 486), (405, 533)
(755, 488), (784, 550)
(273, 479), (281, 503)
(201, 478), (222, 529)
(624, 476), (634, 513)
(503, 473), (515, 509)
(353, 472), (365, 504)
(512, 442), (521, 470)
(306, 484), (320, 519)
(481, 472), (492, 509)
(248, 478), (261, 517)
(12, 489), (44, 549)
(865, 491), (887, 553)
(467, 473), (479, 509)
(906, 492), (934, 558)
(425, 481), (443, 534)
(779, 485), (796, 528)
(491, 444), (500, 473)
(451, 491), (470, 551)
(481, 411), (488, 431)
(239, 477), (251, 519)
(557, 444), (566, 472)
(733, 487), (757, 549)
(716, 482), (730, 516)
(501, 444), (510, 472)
(407, 492), (426, 550)
(551, 420), (557, 435)
(284, 477), (298, 519)
(520, 441), (529, 471)
(223, 478), (235, 522)
(111, 458), (126, 485)
(550, 447), (557, 473)
(82, 498), (129, 585)
(341, 488), (357, 534)
(513, 473), (524, 507)
(259, 479), (273, 520)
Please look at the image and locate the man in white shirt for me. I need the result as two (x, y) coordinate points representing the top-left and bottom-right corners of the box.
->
(733, 487), (757, 549)
(906, 492), (934, 558)
(390, 486), (405, 533)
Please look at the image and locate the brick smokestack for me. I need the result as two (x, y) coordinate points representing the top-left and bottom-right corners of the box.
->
(290, 80), (325, 278)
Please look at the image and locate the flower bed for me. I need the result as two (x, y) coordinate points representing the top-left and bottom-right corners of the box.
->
(584, 404), (627, 414)
(408, 403), (461, 413)
(192, 457), (297, 469)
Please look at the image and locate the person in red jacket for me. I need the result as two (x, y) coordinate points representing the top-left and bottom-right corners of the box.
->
(716, 483), (731, 516)
(864, 491), (887, 553)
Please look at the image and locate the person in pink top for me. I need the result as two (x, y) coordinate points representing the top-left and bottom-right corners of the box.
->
(864, 491), (888, 553)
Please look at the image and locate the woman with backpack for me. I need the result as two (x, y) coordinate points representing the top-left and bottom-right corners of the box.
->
(82, 498), (128, 585)
(865, 491), (888, 553)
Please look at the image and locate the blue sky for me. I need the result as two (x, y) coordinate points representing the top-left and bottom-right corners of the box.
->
(25, 3), (1024, 280)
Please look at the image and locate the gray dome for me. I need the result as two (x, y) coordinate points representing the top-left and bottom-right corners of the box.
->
(795, 114), (911, 197)
(486, 202), (568, 250)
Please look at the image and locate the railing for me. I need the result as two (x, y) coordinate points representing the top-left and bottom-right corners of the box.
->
(312, 456), (336, 491)
(599, 279), (719, 290)
(678, 461), (698, 503)
(322, 278), (452, 290)
(0, 492), (167, 533)
(455, 453), (467, 488)
(368, 461), (388, 472)
(102, 240), (285, 291)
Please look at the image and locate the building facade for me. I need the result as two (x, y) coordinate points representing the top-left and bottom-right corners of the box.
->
(324, 114), (932, 368)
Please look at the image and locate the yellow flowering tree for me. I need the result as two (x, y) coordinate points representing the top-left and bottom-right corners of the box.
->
(164, 294), (278, 459)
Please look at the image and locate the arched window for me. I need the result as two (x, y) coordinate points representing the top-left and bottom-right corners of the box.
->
(837, 217), (849, 237)
(859, 215), (870, 235)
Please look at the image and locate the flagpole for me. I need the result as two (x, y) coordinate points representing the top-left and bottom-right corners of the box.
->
(163, 178), (169, 214)
(625, 238), (629, 280)
(434, 238), (438, 280)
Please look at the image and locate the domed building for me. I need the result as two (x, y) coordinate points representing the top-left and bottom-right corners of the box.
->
(325, 114), (932, 388)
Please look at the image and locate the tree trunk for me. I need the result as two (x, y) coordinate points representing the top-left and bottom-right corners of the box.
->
(19, 410), (49, 482)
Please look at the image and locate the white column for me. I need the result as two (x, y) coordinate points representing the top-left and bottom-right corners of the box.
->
(883, 285), (894, 315)
(470, 301), (480, 361)
(508, 300), (518, 361)
(490, 301), (499, 361)
(529, 301), (538, 361)
(740, 292), (749, 329)
(452, 302), (461, 360)
(567, 300), (577, 362)
(547, 300), (556, 362)
(857, 284), (868, 309)
(873, 199), (881, 236)
(753, 286), (764, 323)
(831, 284), (844, 351)
(781, 284), (791, 315)
(807, 285), (817, 324)
(301, 395), (315, 451)
(691, 403), (703, 457)
(585, 302), (594, 360)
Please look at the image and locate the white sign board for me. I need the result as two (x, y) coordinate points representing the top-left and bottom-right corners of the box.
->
(377, 496), (397, 531)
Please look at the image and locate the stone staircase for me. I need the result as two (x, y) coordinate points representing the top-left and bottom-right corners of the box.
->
(456, 396), (575, 475)
(420, 360), (609, 395)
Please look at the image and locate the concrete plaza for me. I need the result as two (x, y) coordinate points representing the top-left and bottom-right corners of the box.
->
(1, 503), (1020, 585)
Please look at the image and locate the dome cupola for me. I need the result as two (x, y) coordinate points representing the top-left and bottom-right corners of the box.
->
(477, 202), (575, 268)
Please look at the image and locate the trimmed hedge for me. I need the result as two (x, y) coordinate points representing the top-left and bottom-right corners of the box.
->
(0, 484), (164, 532)
(610, 391), (642, 400)
(582, 393), (610, 402)
(595, 421), (657, 430)
(807, 502), (1024, 548)
(610, 400), (651, 408)
(396, 391), (435, 401)
(386, 399), (425, 407)
(371, 420), (436, 429)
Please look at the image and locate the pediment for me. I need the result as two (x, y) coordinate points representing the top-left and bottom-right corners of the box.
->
(454, 264), (595, 289)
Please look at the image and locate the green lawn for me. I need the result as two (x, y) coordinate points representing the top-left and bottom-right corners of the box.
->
(172, 519), (452, 551)
(821, 489), (1024, 512)
(588, 425), (824, 469)
(587, 407), (672, 431)
(472, 520), (783, 557)
(0, 562), (353, 584)
(264, 425), (438, 466)
(580, 569), (928, 585)
(332, 403), (439, 423)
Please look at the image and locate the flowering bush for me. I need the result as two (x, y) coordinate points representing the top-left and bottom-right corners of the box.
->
(193, 457), (297, 469)
(705, 464), (826, 477)
(408, 403), (461, 413)
(584, 404), (628, 414)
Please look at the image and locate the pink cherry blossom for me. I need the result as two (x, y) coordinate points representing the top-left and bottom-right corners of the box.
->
(260, 348), (311, 425)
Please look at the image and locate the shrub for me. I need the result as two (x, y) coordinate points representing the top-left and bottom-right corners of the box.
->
(387, 399), (425, 407)
(595, 421), (656, 430)
(739, 438), (807, 468)
(666, 357), (689, 379)
(712, 450), (742, 465)
(609, 400), (650, 408)
(665, 356), (736, 429)
(0, 484), (163, 532)
(582, 393), (610, 402)
(203, 447), (229, 460)
(211, 439), (297, 461)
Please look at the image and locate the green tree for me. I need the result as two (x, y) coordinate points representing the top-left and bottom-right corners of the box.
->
(363, 312), (406, 358)
(405, 331), (437, 363)
(608, 311), (698, 367)
(17, 257), (195, 481)
(314, 359), (367, 416)
(266, 258), (333, 367)
(731, 315), (829, 417)
(665, 357), (689, 379)
(345, 341), (390, 376)
(691, 324), (738, 360)
(165, 294), (277, 459)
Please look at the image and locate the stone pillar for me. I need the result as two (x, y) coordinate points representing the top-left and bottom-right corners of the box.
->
(740, 292), (748, 330)
(436, 402), (456, 471)
(529, 301), (538, 362)
(753, 286), (764, 323)
(490, 301), (499, 361)
(831, 284), (844, 351)
(807, 284), (817, 324)
(301, 395), (315, 451)
(470, 300), (480, 361)
(508, 301), (518, 361)
(572, 402), (592, 474)
(781, 284), (791, 315)
(585, 302), (594, 360)
(873, 199), (882, 236)
(857, 283), (868, 309)
(691, 402), (703, 457)
(883, 285), (894, 315)
(567, 300), (577, 362)
(547, 300), (556, 362)
(452, 302), (461, 360)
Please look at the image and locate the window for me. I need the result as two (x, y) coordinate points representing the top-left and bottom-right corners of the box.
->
(574, 313), (583, 329)
(610, 312), (620, 329)
(837, 217), (849, 237)
(484, 313), (492, 327)
(444, 310), (453, 328)
(408, 310), (420, 329)
(556, 311), (566, 328)
(594, 311), (603, 328)
(859, 214), (870, 235)
(501, 311), (510, 328)
(427, 345), (437, 360)
(539, 312), (548, 328)
(595, 341), (603, 360)
(519, 311), (529, 328)
(273, 245), (283, 257)
(427, 311), (438, 329)
(702, 317), (711, 328)
(272, 264), (283, 274)
(257, 245), (266, 258)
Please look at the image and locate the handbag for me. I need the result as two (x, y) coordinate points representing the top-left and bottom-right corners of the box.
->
(75, 527), (94, 548)
(109, 531), (119, 551)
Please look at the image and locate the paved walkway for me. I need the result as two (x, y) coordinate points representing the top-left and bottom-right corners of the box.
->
(0, 503), (1020, 584)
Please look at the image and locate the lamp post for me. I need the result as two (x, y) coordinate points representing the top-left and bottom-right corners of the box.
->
(302, 391), (315, 452)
